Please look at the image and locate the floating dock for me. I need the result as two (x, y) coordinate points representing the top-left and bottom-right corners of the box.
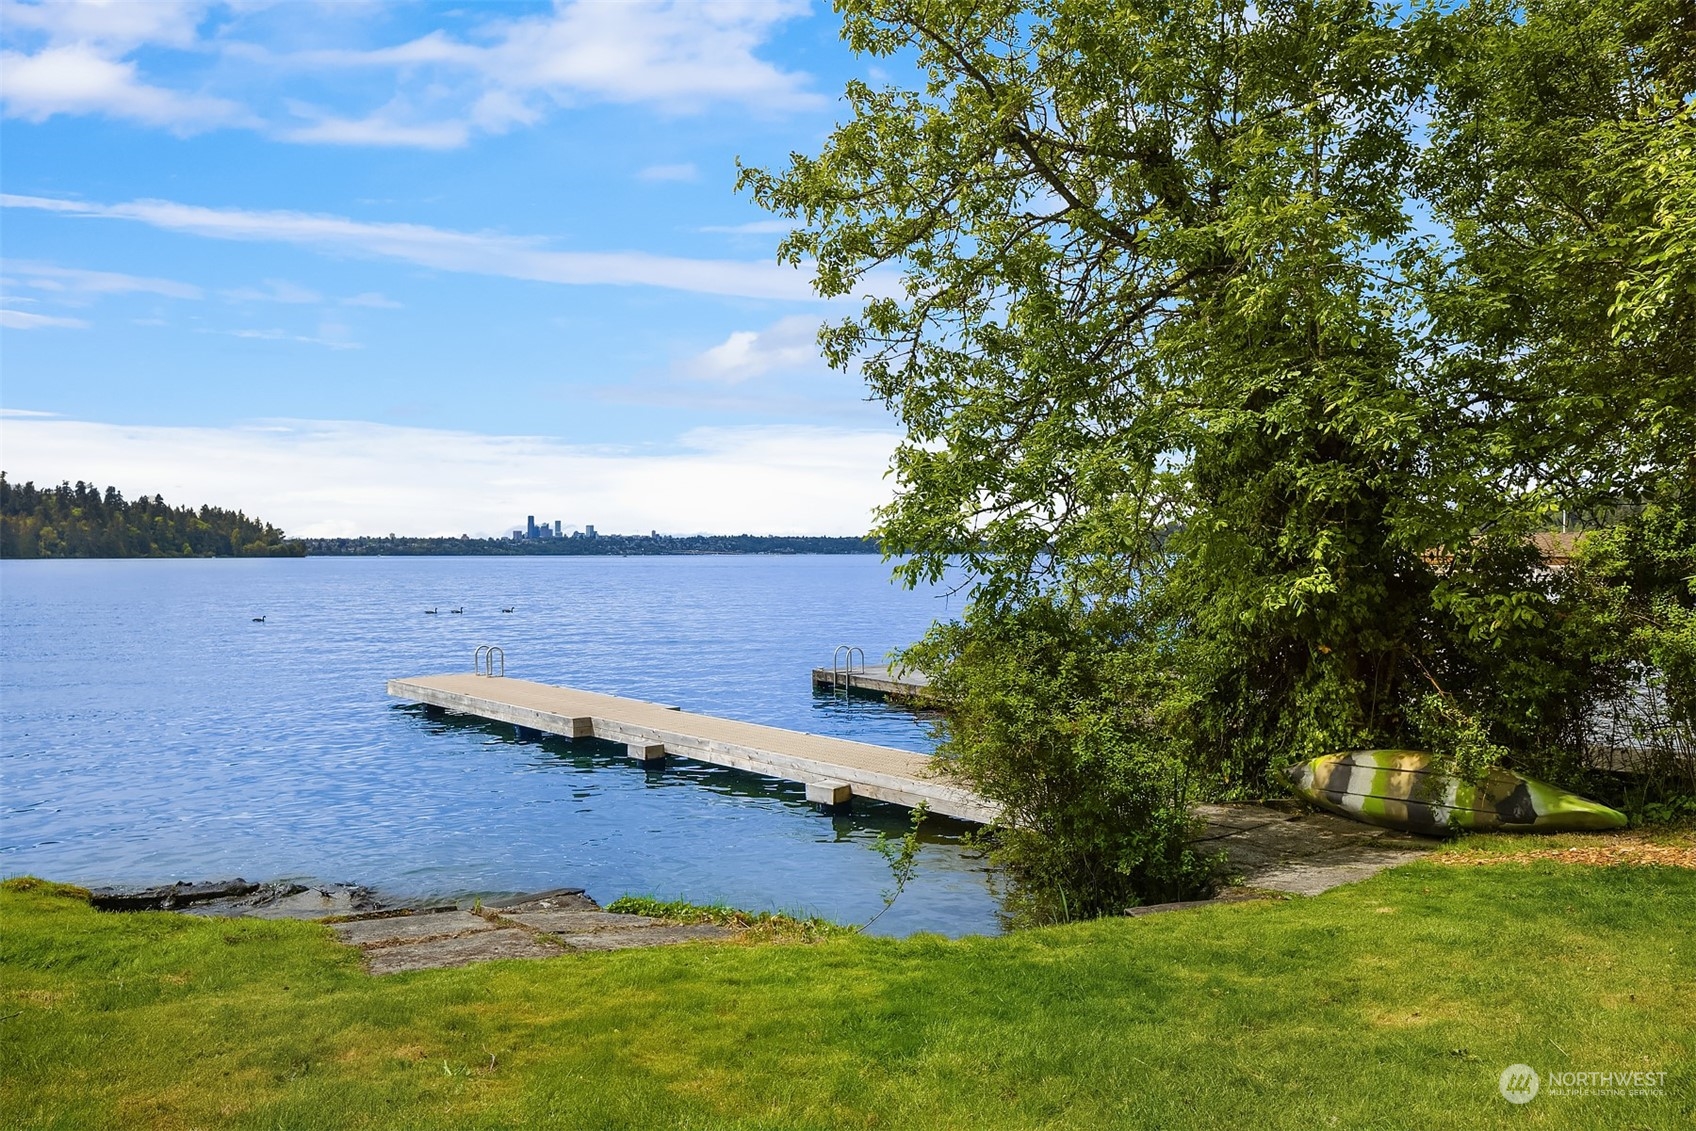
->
(388, 672), (995, 824)
(810, 663), (932, 701)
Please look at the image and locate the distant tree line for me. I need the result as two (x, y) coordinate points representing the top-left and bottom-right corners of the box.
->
(302, 534), (882, 556)
(0, 475), (305, 559)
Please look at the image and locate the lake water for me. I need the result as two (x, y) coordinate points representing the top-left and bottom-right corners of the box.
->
(0, 555), (1002, 935)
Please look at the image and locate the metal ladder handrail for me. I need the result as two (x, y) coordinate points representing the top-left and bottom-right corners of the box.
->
(473, 645), (505, 677)
(831, 644), (866, 692)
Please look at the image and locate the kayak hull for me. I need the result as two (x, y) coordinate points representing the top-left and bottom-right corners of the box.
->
(1282, 750), (1627, 836)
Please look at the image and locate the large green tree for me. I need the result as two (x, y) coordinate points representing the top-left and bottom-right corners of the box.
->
(743, 0), (1694, 918)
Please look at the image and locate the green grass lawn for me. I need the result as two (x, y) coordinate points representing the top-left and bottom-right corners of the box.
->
(2, 861), (1691, 1130)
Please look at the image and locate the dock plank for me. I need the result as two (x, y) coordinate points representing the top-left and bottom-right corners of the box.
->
(388, 673), (997, 823)
(810, 664), (931, 701)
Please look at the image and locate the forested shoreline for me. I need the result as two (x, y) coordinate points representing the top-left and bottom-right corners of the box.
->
(0, 475), (880, 559)
(0, 475), (305, 559)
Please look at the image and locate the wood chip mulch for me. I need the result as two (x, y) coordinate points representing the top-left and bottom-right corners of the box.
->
(1434, 842), (1696, 869)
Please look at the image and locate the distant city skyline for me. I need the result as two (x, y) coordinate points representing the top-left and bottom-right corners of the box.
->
(0, 1), (912, 536)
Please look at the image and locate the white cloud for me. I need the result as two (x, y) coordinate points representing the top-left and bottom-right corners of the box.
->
(700, 220), (795, 235)
(276, 96), (474, 149)
(0, 414), (898, 536)
(638, 163), (699, 183)
(479, 0), (819, 111)
(0, 43), (248, 130)
(221, 278), (321, 304)
(1, 192), (821, 301)
(0, 1), (209, 51)
(1, 0), (818, 147)
(2, 259), (203, 299)
(0, 308), (90, 329)
(682, 315), (825, 383)
(342, 291), (401, 309)
(210, 326), (359, 350)
(272, 1), (823, 120)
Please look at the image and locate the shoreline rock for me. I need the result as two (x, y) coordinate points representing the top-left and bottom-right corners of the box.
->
(90, 879), (391, 919)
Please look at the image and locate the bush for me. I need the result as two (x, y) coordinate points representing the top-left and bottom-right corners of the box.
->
(907, 598), (1221, 925)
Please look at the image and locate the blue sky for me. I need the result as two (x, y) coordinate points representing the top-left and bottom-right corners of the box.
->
(0, 0), (907, 536)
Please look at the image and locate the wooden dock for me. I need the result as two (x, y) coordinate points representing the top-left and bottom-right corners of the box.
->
(810, 663), (932, 702)
(388, 673), (995, 824)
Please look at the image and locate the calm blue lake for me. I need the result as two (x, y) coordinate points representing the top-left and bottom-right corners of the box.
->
(0, 555), (1001, 935)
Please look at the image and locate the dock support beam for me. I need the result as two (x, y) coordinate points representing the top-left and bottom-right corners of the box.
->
(806, 779), (853, 808)
(627, 742), (666, 763)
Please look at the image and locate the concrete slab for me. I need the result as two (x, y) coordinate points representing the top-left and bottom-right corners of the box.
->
(503, 909), (662, 933)
(1192, 802), (1434, 895)
(1245, 847), (1431, 897)
(364, 928), (560, 975)
(330, 909), (497, 947)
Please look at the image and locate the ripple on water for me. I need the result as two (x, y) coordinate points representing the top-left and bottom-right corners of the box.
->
(0, 555), (998, 936)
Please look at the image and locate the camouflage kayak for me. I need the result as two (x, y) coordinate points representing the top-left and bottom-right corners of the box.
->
(1282, 750), (1627, 835)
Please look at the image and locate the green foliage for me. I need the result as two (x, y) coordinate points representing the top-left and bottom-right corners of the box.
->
(604, 896), (851, 941)
(741, 0), (1695, 914)
(863, 800), (930, 931)
(0, 474), (304, 559)
(1415, 0), (1695, 508)
(1408, 694), (1511, 784)
(0, 876), (91, 901)
(910, 599), (1220, 922)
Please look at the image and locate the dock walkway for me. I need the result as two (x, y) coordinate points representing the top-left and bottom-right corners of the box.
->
(388, 673), (996, 823)
(810, 663), (931, 701)
(390, 672), (1433, 897)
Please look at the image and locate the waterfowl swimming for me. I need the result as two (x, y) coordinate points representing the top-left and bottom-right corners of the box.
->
(501, 606), (515, 613)
(252, 615), (266, 623)
(424, 608), (439, 615)
(450, 607), (464, 614)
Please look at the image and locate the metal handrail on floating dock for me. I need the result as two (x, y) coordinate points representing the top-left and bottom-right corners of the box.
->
(831, 644), (866, 691)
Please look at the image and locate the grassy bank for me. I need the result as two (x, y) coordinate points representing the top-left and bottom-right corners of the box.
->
(2, 858), (1692, 1130)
